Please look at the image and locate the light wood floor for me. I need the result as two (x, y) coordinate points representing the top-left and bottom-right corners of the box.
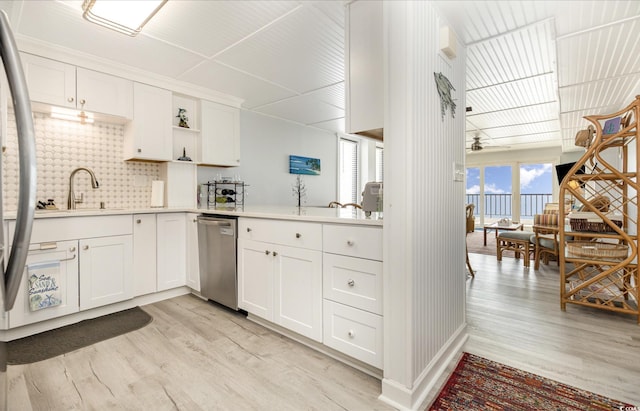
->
(8, 254), (640, 409)
(461, 253), (640, 406)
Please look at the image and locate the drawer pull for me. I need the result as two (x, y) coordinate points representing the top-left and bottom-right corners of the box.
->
(83, 245), (89, 250)
(247, 227), (252, 232)
(70, 247), (76, 252)
(295, 233), (301, 238)
(348, 330), (355, 338)
(273, 251), (278, 257)
(265, 250), (270, 255)
(347, 240), (354, 246)
(136, 219), (142, 224)
(347, 279), (355, 287)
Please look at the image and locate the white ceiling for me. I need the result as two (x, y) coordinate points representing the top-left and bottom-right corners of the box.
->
(1, 0), (639, 154)
(435, 0), (640, 154)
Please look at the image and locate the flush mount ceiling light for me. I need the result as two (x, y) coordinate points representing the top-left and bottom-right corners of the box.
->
(81, 0), (167, 37)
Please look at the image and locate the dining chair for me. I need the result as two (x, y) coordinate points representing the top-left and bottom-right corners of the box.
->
(465, 204), (475, 276)
(531, 212), (560, 270)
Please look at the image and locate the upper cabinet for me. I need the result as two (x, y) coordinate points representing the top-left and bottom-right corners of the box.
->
(200, 100), (240, 166)
(124, 82), (172, 161)
(21, 53), (133, 119)
(345, 1), (383, 141)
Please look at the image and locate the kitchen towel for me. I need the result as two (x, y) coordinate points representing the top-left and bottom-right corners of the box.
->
(27, 261), (62, 311)
(151, 180), (165, 207)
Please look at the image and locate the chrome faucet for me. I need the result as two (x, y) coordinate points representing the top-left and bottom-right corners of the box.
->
(67, 167), (100, 210)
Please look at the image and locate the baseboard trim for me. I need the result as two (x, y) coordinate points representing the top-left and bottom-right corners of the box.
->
(246, 314), (384, 380)
(378, 323), (468, 410)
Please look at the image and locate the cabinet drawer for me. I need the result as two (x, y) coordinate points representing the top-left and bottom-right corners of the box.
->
(323, 225), (382, 260)
(9, 215), (132, 244)
(323, 300), (383, 368)
(238, 218), (322, 250)
(323, 254), (382, 315)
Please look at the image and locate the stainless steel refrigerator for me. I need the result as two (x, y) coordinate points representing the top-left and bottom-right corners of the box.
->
(0, 10), (37, 411)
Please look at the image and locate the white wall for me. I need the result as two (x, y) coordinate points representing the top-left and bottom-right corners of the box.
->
(381, 2), (467, 409)
(198, 111), (337, 207)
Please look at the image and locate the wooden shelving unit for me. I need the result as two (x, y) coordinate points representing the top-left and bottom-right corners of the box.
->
(559, 96), (640, 323)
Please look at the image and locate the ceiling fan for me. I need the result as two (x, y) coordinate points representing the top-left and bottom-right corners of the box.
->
(467, 134), (509, 152)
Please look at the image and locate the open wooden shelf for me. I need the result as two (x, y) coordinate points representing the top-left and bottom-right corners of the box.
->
(559, 96), (640, 323)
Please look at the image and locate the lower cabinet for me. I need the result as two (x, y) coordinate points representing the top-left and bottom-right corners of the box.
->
(156, 213), (187, 291)
(323, 300), (383, 369)
(238, 238), (322, 342)
(133, 214), (157, 296)
(9, 240), (79, 328)
(186, 213), (200, 291)
(79, 235), (133, 310)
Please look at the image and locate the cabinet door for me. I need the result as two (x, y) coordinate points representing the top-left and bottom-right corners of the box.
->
(156, 213), (187, 291)
(200, 100), (240, 166)
(346, 1), (383, 135)
(9, 240), (79, 328)
(237, 239), (273, 320)
(76, 67), (133, 118)
(79, 235), (133, 310)
(133, 214), (157, 296)
(186, 213), (200, 291)
(21, 53), (75, 108)
(124, 83), (172, 161)
(274, 245), (323, 342)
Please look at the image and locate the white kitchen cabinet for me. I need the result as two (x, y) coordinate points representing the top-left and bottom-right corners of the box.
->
(21, 53), (133, 119)
(186, 213), (200, 291)
(124, 83), (172, 161)
(238, 234), (322, 342)
(76, 67), (133, 119)
(156, 213), (187, 291)
(79, 235), (133, 310)
(322, 224), (383, 367)
(133, 214), (157, 296)
(200, 100), (240, 166)
(9, 240), (79, 328)
(238, 238), (274, 320)
(323, 299), (383, 368)
(345, 1), (383, 139)
(21, 52), (75, 109)
(273, 244), (322, 341)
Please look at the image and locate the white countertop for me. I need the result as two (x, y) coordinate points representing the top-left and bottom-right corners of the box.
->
(5, 205), (383, 226)
(198, 205), (383, 226)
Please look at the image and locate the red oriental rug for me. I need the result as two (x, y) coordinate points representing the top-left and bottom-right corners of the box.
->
(429, 353), (634, 410)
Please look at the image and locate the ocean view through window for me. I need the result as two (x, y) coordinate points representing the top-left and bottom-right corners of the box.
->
(466, 163), (553, 226)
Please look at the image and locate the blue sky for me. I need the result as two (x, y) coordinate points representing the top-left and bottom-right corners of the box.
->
(466, 164), (552, 194)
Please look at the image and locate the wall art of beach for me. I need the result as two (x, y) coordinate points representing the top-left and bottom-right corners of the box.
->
(289, 155), (321, 175)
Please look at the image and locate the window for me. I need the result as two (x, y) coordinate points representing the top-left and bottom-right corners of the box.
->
(519, 163), (553, 224)
(375, 145), (384, 182)
(339, 137), (359, 204)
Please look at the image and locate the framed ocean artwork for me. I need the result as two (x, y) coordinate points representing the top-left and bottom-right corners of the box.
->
(289, 155), (321, 175)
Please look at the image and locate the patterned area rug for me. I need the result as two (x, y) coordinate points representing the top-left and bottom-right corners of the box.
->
(429, 353), (633, 410)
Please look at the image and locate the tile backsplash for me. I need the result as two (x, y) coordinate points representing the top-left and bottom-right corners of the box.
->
(2, 109), (160, 211)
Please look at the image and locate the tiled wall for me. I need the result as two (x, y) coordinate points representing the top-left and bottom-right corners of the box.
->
(2, 110), (160, 211)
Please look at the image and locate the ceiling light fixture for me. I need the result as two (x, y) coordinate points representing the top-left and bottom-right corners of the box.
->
(81, 0), (167, 37)
(50, 107), (94, 124)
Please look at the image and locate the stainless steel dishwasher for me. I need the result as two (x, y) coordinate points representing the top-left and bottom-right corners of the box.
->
(197, 215), (238, 310)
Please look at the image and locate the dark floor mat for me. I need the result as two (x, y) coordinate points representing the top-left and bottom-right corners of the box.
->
(8, 306), (153, 364)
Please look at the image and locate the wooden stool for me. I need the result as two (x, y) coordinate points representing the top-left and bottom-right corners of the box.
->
(497, 231), (535, 267)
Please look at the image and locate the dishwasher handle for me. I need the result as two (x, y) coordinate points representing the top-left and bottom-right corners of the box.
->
(197, 217), (233, 227)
